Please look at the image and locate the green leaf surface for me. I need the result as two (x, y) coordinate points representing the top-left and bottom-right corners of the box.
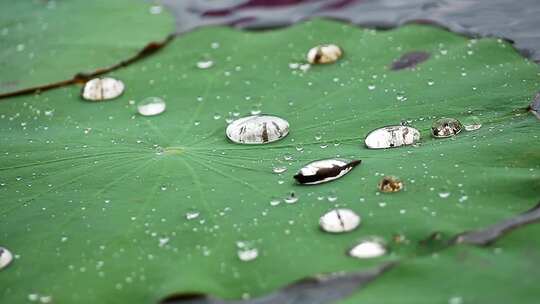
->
(1, 19), (539, 303)
(0, 0), (173, 94)
(338, 223), (540, 304)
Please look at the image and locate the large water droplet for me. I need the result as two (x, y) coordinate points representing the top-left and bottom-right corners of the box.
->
(463, 116), (482, 131)
(226, 115), (289, 144)
(365, 125), (420, 149)
(431, 118), (463, 138)
(349, 239), (387, 259)
(0, 247), (13, 270)
(306, 44), (342, 64)
(378, 176), (403, 193)
(294, 159), (361, 185)
(319, 209), (360, 233)
(137, 97), (166, 116)
(81, 77), (124, 101)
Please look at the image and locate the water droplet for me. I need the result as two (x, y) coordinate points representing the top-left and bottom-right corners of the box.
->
(378, 176), (403, 193)
(396, 92), (407, 102)
(431, 118), (463, 138)
(213, 113), (222, 120)
(137, 97), (166, 116)
(226, 115), (289, 144)
(160, 185), (167, 191)
(236, 241), (258, 261)
(185, 211), (200, 220)
(427, 80), (435, 86)
(463, 116), (482, 131)
(158, 237), (169, 247)
(284, 192), (298, 204)
(294, 159), (361, 185)
(0, 247), (13, 270)
(349, 238), (386, 259)
(365, 125), (421, 149)
(196, 60), (214, 69)
(149, 5), (163, 14)
(448, 296), (463, 304)
(306, 44), (343, 64)
(368, 84), (376, 90)
(269, 198), (281, 206)
(272, 166), (287, 174)
(81, 77), (124, 101)
(438, 192), (451, 198)
(319, 209), (360, 233)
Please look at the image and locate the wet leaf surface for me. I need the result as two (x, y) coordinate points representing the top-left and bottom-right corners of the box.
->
(0, 18), (539, 303)
(0, 0), (173, 95)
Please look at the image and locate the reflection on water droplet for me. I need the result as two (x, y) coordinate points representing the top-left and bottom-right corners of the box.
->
(431, 118), (463, 138)
(294, 159), (361, 185)
(365, 125), (420, 149)
(427, 80), (435, 86)
(306, 44), (342, 64)
(319, 209), (360, 233)
(396, 92), (407, 102)
(368, 84), (376, 90)
(349, 238), (386, 259)
(185, 211), (200, 220)
(159, 237), (169, 247)
(196, 60), (214, 69)
(284, 192), (298, 204)
(463, 116), (482, 131)
(272, 166), (287, 174)
(0, 247), (13, 270)
(226, 115), (289, 144)
(160, 185), (167, 191)
(378, 176), (403, 193)
(137, 97), (166, 116)
(81, 77), (124, 101)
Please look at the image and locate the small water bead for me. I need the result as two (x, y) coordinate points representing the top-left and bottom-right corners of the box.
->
(306, 44), (343, 64)
(269, 198), (281, 206)
(236, 241), (258, 262)
(427, 80), (435, 86)
(0, 247), (13, 270)
(368, 84), (376, 90)
(213, 113), (221, 120)
(349, 238), (387, 259)
(378, 176), (403, 193)
(463, 116), (482, 131)
(284, 192), (298, 204)
(438, 192), (451, 198)
(196, 60), (214, 69)
(81, 77), (124, 101)
(137, 97), (166, 116)
(319, 209), (360, 233)
(272, 166), (287, 174)
(294, 159), (361, 185)
(185, 211), (200, 220)
(226, 115), (289, 144)
(431, 118), (463, 138)
(365, 125), (421, 149)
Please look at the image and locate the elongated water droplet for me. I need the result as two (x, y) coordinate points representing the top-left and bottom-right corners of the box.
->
(365, 125), (420, 149)
(81, 77), (124, 101)
(226, 115), (289, 144)
(431, 118), (463, 138)
(0, 247), (13, 270)
(306, 44), (343, 64)
(294, 159), (361, 185)
(463, 116), (482, 131)
(319, 209), (360, 233)
(378, 176), (403, 193)
(137, 97), (166, 116)
(349, 238), (386, 259)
